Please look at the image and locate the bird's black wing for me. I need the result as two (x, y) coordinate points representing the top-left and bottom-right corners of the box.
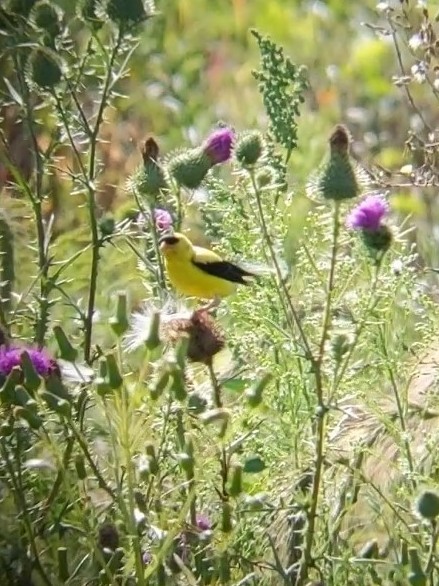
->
(192, 260), (256, 285)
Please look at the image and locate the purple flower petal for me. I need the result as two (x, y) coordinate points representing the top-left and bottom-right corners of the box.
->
(202, 128), (234, 165)
(0, 346), (59, 378)
(346, 194), (389, 231)
(196, 514), (212, 531)
(153, 208), (173, 231)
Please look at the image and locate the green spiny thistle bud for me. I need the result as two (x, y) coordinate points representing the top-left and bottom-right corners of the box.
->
(40, 391), (71, 417)
(235, 131), (264, 167)
(96, 357), (111, 397)
(316, 125), (360, 201)
(105, 353), (123, 389)
(20, 351), (41, 393)
(53, 326), (78, 362)
(360, 224), (392, 258)
(0, 367), (21, 405)
(13, 405), (43, 429)
(109, 293), (129, 337)
(99, 216), (115, 239)
(168, 148), (211, 190)
(130, 137), (168, 203)
(168, 361), (187, 401)
(32, 1), (62, 39)
(106, 0), (151, 27)
(415, 490), (439, 520)
(150, 368), (171, 400)
(77, 0), (104, 29)
(256, 167), (274, 188)
(28, 48), (62, 89)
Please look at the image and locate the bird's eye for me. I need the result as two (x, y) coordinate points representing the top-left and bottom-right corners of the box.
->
(159, 236), (179, 245)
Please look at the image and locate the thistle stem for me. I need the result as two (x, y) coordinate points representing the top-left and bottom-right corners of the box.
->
(83, 29), (123, 363)
(296, 201), (340, 585)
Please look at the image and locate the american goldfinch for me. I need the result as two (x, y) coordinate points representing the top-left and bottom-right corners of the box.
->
(159, 232), (257, 299)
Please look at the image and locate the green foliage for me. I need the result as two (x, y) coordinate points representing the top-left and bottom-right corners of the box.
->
(251, 29), (308, 156)
(1, 0), (439, 585)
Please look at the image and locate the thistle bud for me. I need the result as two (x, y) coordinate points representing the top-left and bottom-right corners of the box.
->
(106, 0), (150, 26)
(168, 148), (212, 190)
(312, 125), (361, 201)
(28, 48), (62, 89)
(32, 1), (62, 40)
(109, 293), (129, 337)
(235, 131), (263, 167)
(20, 351), (41, 393)
(228, 463), (243, 497)
(53, 326), (78, 362)
(131, 137), (168, 202)
(105, 353), (123, 389)
(78, 0), (104, 29)
(415, 490), (439, 520)
(360, 224), (392, 257)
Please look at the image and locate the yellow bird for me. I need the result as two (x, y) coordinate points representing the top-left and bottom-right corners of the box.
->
(159, 232), (257, 300)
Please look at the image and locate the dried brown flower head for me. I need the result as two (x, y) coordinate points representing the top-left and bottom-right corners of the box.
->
(161, 309), (225, 364)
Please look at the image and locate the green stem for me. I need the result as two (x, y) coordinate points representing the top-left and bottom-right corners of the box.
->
(0, 438), (52, 586)
(13, 55), (51, 346)
(249, 170), (313, 361)
(119, 374), (146, 586)
(83, 29), (123, 363)
(67, 420), (116, 500)
(378, 326), (415, 486)
(296, 201), (340, 585)
(426, 520), (438, 580)
(206, 360), (229, 500)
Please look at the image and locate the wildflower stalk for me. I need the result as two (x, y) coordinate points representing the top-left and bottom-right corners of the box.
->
(119, 378), (146, 586)
(297, 202), (341, 585)
(83, 28), (123, 363)
(329, 263), (382, 398)
(12, 55), (52, 346)
(206, 360), (229, 500)
(248, 170), (313, 359)
(425, 520), (438, 577)
(207, 358), (222, 408)
(148, 203), (167, 293)
(67, 420), (116, 500)
(0, 438), (52, 586)
(378, 325), (415, 486)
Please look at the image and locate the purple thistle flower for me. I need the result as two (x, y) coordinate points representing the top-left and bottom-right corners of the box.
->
(153, 208), (173, 231)
(142, 550), (152, 565)
(346, 194), (389, 232)
(0, 346), (59, 378)
(202, 128), (234, 165)
(195, 514), (212, 531)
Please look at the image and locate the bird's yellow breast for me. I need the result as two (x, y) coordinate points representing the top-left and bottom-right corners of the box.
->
(164, 256), (236, 299)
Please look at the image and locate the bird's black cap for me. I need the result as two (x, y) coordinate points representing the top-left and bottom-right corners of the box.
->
(159, 235), (179, 245)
